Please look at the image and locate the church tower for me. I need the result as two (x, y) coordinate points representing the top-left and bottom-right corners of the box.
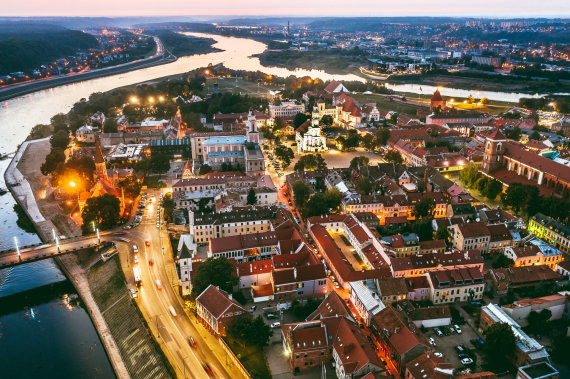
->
(482, 128), (507, 174)
(246, 109), (259, 144)
(311, 105), (320, 128)
(94, 136), (108, 181)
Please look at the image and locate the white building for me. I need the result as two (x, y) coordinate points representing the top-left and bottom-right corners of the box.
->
(295, 106), (328, 154)
(76, 125), (100, 143)
(177, 235), (197, 296)
(269, 101), (305, 118)
(348, 281), (385, 326)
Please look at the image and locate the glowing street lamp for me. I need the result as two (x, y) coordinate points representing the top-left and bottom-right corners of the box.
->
(159, 96), (164, 102)
(148, 96), (155, 104)
(96, 228), (101, 245)
(130, 96), (138, 104)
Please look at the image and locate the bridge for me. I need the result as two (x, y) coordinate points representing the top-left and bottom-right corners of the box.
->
(0, 233), (113, 268)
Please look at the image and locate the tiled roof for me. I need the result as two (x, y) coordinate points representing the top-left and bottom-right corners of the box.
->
(406, 352), (453, 379)
(196, 285), (247, 320)
(377, 277), (408, 297)
(307, 291), (352, 321)
(391, 249), (483, 272)
(457, 222), (490, 238)
(209, 231), (278, 254)
(504, 142), (570, 183)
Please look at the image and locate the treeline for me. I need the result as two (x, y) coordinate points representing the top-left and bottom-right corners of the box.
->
(144, 30), (219, 57)
(0, 29), (98, 75)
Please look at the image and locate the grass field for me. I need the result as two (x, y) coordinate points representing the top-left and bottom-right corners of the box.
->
(225, 338), (271, 379)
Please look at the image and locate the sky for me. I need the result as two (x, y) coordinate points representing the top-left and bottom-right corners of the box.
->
(3, 0), (569, 17)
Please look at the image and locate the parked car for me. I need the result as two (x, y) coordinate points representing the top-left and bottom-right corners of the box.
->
(434, 328), (443, 337)
(427, 337), (436, 346)
(133, 255), (139, 264)
(441, 326), (450, 336)
(250, 305), (257, 311)
(266, 313), (278, 319)
(454, 324), (462, 334)
(461, 357), (473, 365)
(434, 352), (443, 358)
(146, 240), (151, 247)
(270, 322), (281, 328)
(148, 259), (154, 266)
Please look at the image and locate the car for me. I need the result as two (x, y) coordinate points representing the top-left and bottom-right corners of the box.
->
(266, 313), (278, 319)
(146, 240), (151, 247)
(434, 328), (443, 337)
(188, 336), (197, 348)
(471, 338), (485, 350)
(454, 324), (462, 334)
(133, 245), (139, 254)
(129, 288), (138, 298)
(270, 322), (281, 328)
(434, 352), (443, 358)
(455, 345), (467, 354)
(203, 363), (213, 376)
(250, 305), (257, 311)
(169, 305), (177, 317)
(461, 357), (473, 365)
(427, 337), (436, 346)
(156, 280), (162, 289)
(441, 326), (450, 336)
(149, 259), (154, 266)
(133, 255), (139, 264)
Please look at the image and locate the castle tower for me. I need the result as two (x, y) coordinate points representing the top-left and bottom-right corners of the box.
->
(94, 135), (108, 181)
(246, 109), (259, 144)
(430, 89), (446, 111)
(311, 105), (320, 128)
(482, 128), (507, 174)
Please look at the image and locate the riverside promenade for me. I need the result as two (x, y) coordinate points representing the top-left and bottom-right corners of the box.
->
(4, 138), (130, 379)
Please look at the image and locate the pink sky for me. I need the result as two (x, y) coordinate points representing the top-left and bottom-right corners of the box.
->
(3, 0), (569, 17)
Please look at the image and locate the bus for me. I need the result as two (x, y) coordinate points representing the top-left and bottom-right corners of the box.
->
(133, 267), (142, 287)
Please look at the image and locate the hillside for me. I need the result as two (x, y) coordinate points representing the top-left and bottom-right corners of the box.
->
(0, 22), (98, 75)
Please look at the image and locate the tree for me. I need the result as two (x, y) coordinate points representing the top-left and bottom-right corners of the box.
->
(345, 130), (361, 150)
(413, 197), (435, 219)
(227, 315), (272, 347)
(81, 194), (121, 233)
(385, 150), (403, 164)
(190, 257), (238, 298)
(321, 114), (333, 126)
(293, 112), (310, 128)
(199, 164), (212, 175)
(293, 180), (311, 207)
(357, 177), (372, 195)
(273, 116), (284, 130)
(492, 255), (515, 269)
(507, 126), (522, 141)
(435, 227), (450, 242)
(103, 117), (118, 133)
(375, 128), (390, 146)
(162, 194), (175, 223)
(295, 154), (327, 171)
(482, 179), (503, 201)
(274, 144), (295, 169)
(65, 156), (96, 185)
(119, 174), (142, 199)
(324, 188), (342, 212)
(529, 130), (541, 140)
(305, 193), (328, 217)
(336, 135), (346, 151)
(411, 219), (434, 242)
(483, 322), (516, 370)
(527, 309), (553, 334)
(40, 148), (66, 175)
(459, 162), (482, 188)
(350, 156), (370, 169)
(361, 133), (376, 151)
(247, 188), (257, 205)
(50, 113), (68, 133)
(50, 129), (70, 150)
(149, 153), (171, 173)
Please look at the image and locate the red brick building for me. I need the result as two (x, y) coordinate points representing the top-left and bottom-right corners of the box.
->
(195, 284), (248, 336)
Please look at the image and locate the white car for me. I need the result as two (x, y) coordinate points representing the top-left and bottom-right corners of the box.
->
(133, 255), (139, 264)
(427, 337), (436, 346)
(454, 324), (462, 334)
(461, 357), (473, 365)
(270, 322), (281, 328)
(433, 352), (443, 358)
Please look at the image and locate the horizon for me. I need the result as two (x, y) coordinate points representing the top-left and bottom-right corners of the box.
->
(3, 0), (570, 18)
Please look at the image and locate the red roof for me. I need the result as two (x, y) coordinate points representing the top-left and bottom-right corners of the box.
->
(485, 128), (507, 141)
(431, 89), (443, 102)
(209, 231), (278, 254)
(196, 285), (247, 320)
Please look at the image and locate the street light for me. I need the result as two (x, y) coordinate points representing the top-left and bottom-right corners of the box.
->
(96, 228), (100, 245)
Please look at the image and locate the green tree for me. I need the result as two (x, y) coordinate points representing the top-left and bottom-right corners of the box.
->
(294, 154), (327, 171)
(411, 219), (434, 241)
(336, 135), (346, 151)
(190, 257), (238, 298)
(507, 126), (522, 141)
(435, 227), (450, 242)
(350, 156), (370, 169)
(305, 193), (328, 217)
(50, 113), (68, 133)
(247, 188), (257, 205)
(162, 194), (175, 223)
(65, 156), (95, 185)
(459, 162), (482, 188)
(361, 133), (376, 151)
(357, 177), (372, 195)
(150, 154), (171, 173)
(483, 322), (516, 371)
(375, 128), (390, 146)
(482, 179), (503, 201)
(119, 174), (142, 199)
(492, 255), (515, 269)
(50, 129), (70, 150)
(227, 315), (272, 347)
(324, 188), (342, 212)
(293, 112), (310, 128)
(273, 116), (285, 130)
(385, 150), (403, 164)
(345, 130), (361, 150)
(103, 117), (118, 133)
(81, 193), (121, 233)
(321, 114), (334, 126)
(199, 164), (212, 175)
(293, 180), (311, 207)
(529, 131), (541, 140)
(40, 148), (66, 175)
(501, 183), (527, 213)
(274, 144), (295, 169)
(413, 197), (435, 219)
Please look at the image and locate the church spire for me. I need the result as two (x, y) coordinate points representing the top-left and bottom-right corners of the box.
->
(94, 135), (108, 181)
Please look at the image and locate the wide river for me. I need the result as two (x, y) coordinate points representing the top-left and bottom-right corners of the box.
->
(0, 32), (565, 377)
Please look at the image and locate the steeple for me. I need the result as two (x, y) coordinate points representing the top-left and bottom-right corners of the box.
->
(94, 135), (108, 181)
(246, 109), (259, 144)
(311, 105), (320, 128)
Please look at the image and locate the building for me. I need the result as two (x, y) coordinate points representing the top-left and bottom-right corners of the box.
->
(516, 362), (559, 379)
(405, 352), (454, 379)
(480, 303), (550, 366)
(281, 315), (385, 377)
(503, 242), (563, 270)
(208, 231), (279, 262)
(430, 89), (446, 111)
(528, 213), (570, 254)
(450, 222), (491, 253)
(295, 106), (328, 153)
(76, 124), (100, 143)
(426, 267), (485, 304)
(501, 293), (569, 327)
(426, 111), (493, 126)
(487, 223), (513, 251)
(195, 284), (249, 336)
(176, 235), (197, 296)
(376, 277), (408, 304)
(269, 101), (305, 118)
(419, 239), (447, 254)
(348, 281), (386, 326)
(268, 264), (328, 302)
(488, 266), (562, 295)
(390, 249), (484, 278)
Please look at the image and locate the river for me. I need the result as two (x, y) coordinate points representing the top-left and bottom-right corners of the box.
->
(0, 32), (566, 376)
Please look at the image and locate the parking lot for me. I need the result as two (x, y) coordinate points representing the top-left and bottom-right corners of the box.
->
(424, 312), (485, 372)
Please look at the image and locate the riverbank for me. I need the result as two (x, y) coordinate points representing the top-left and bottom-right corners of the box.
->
(4, 139), (129, 379)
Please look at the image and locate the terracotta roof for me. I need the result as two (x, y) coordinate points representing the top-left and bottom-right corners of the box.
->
(486, 128), (507, 141)
(410, 305), (451, 321)
(429, 267), (484, 289)
(406, 352), (453, 379)
(234, 259), (274, 276)
(377, 277), (408, 297)
(307, 291), (352, 321)
(391, 249), (483, 272)
(94, 135), (105, 164)
(272, 268), (297, 285)
(431, 89), (443, 102)
(372, 307), (426, 356)
(209, 231), (278, 254)
(486, 223), (511, 242)
(456, 222), (490, 238)
(196, 284), (247, 320)
(406, 276), (430, 291)
(504, 142), (570, 183)
(419, 239), (447, 251)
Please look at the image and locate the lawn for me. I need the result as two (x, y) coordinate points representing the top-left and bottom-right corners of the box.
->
(224, 338), (271, 379)
(339, 234), (352, 246)
(352, 93), (423, 116)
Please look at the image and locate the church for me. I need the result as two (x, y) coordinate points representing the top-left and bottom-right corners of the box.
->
(78, 136), (125, 216)
(295, 106), (328, 154)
